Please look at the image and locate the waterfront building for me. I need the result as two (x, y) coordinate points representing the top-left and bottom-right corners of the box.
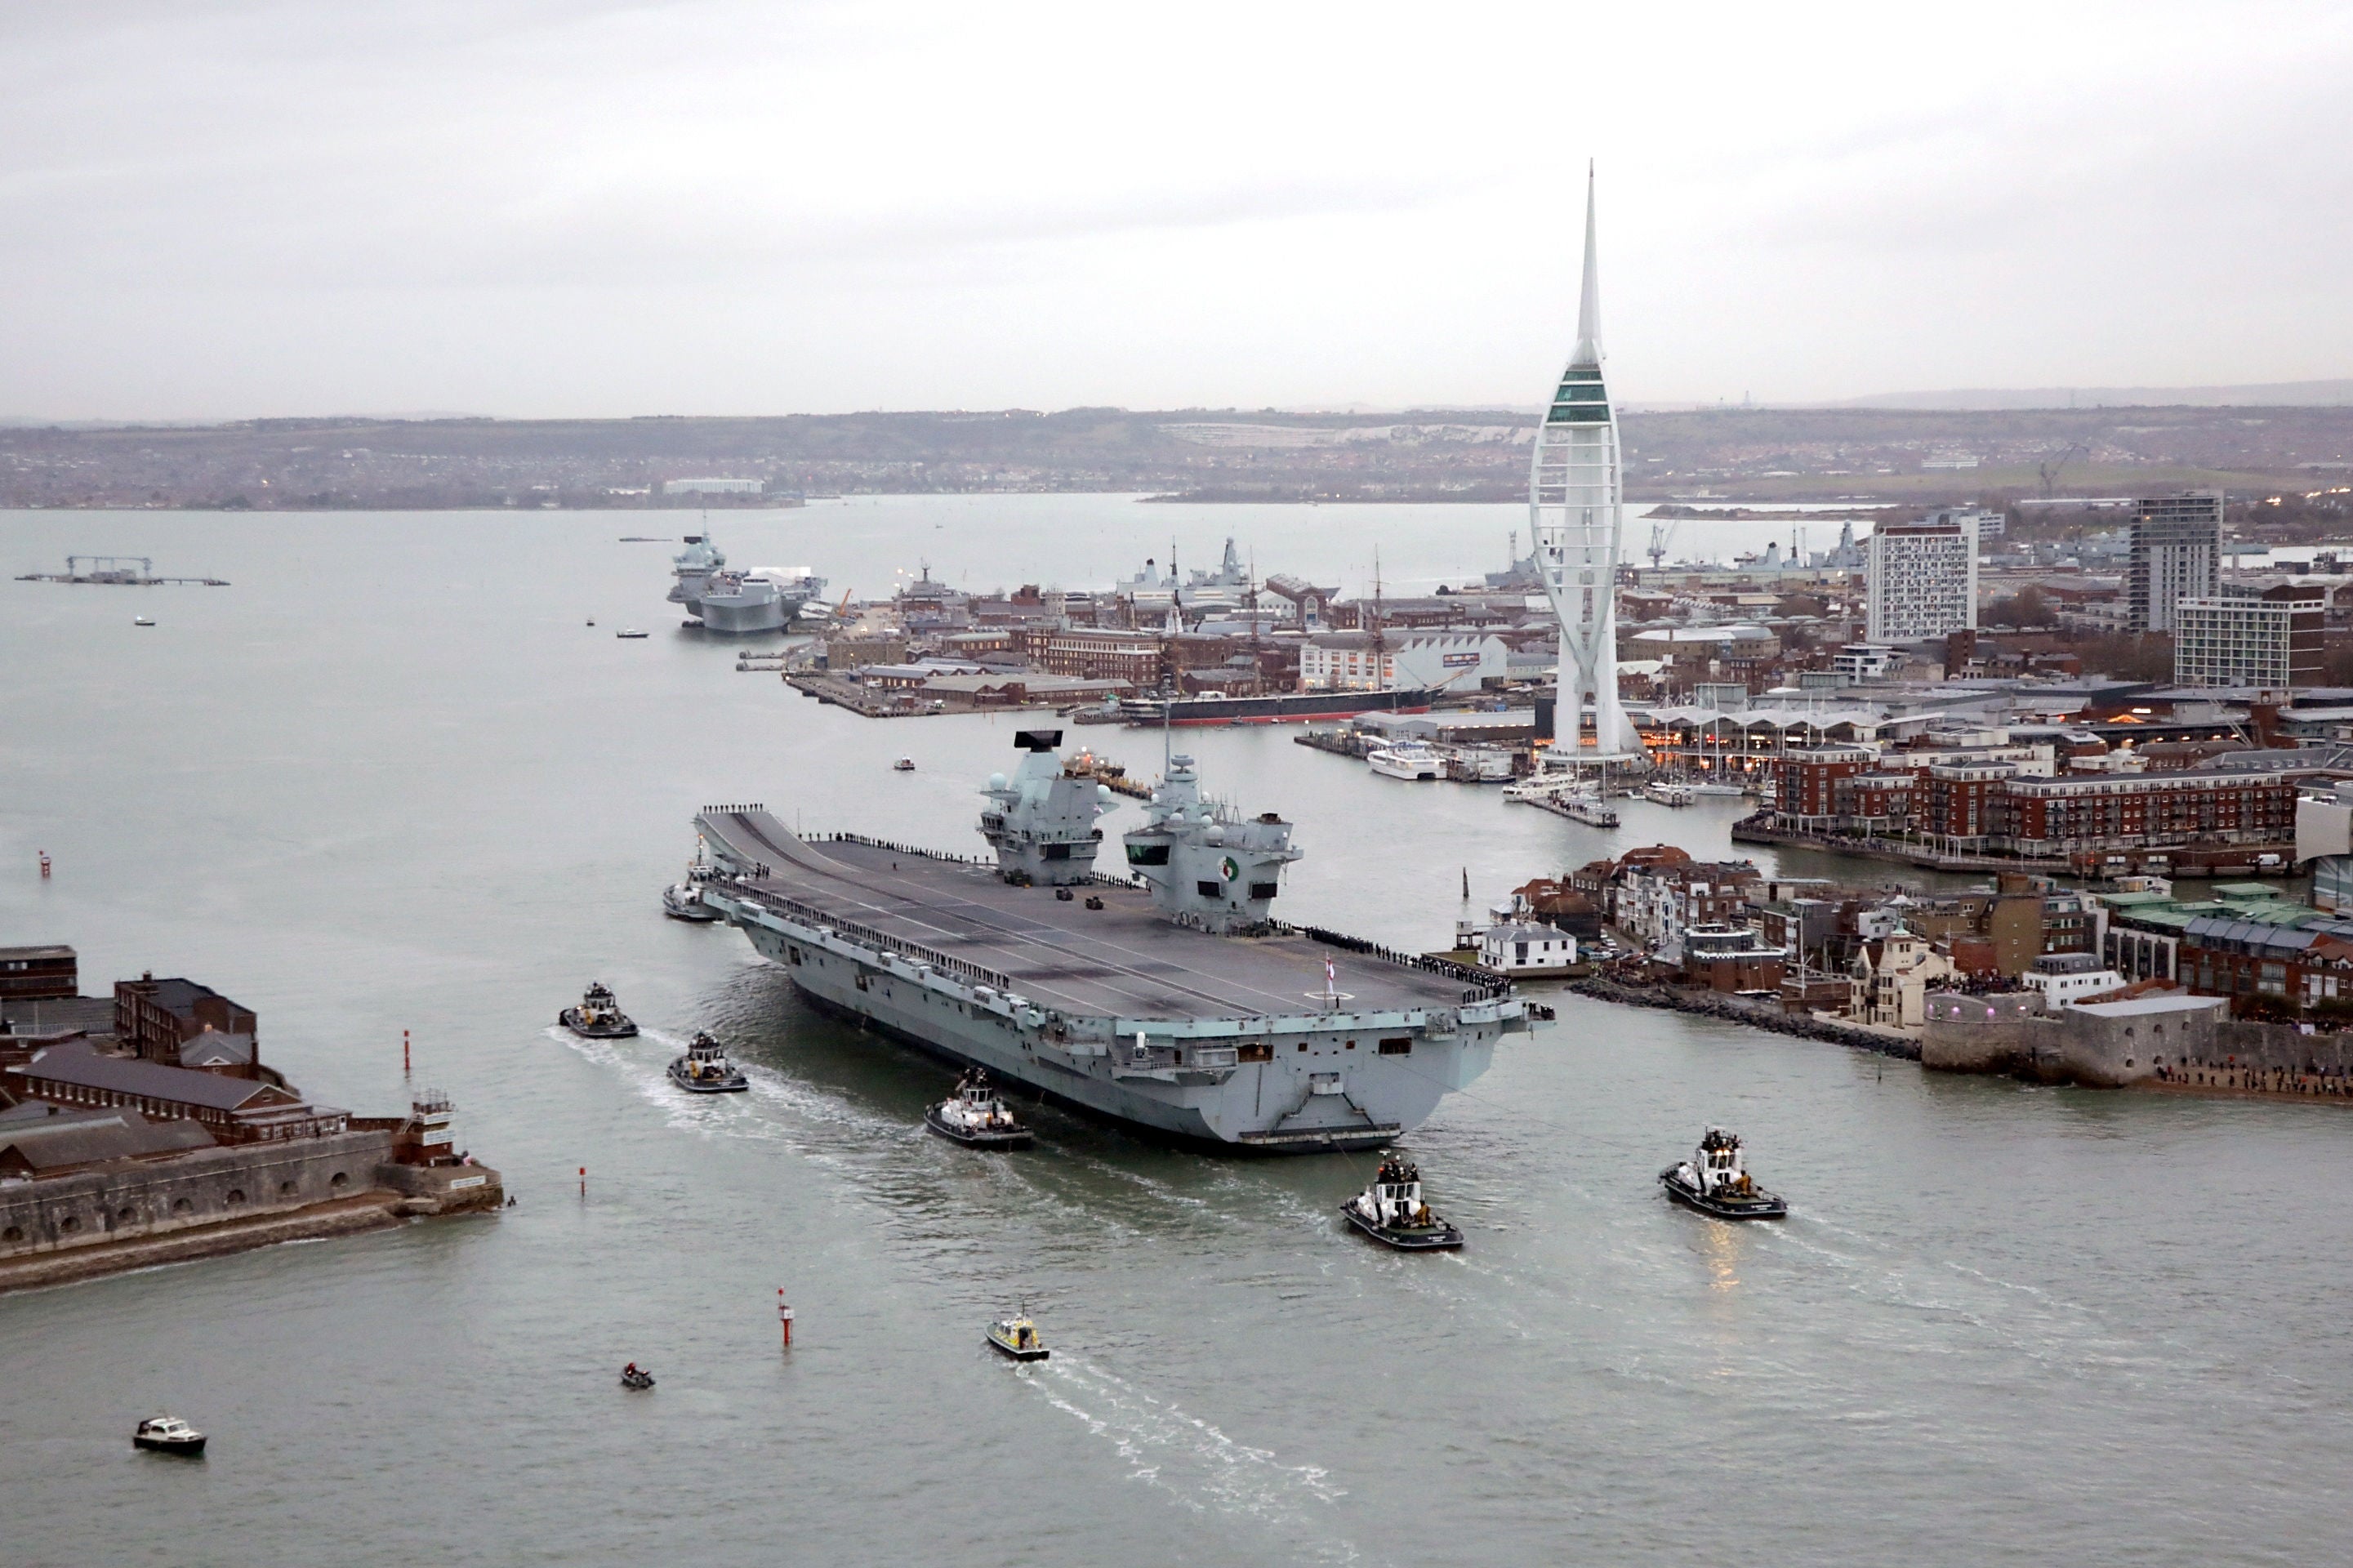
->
(113, 974), (258, 1070)
(1018, 626), (1167, 688)
(1298, 631), (1510, 693)
(2127, 492), (2223, 633)
(1847, 929), (1953, 1029)
(1776, 744), (1880, 830)
(1612, 853), (1764, 960)
(1678, 924), (1788, 993)
(0, 945), (78, 1004)
(660, 476), (763, 496)
(1530, 166), (1638, 760)
(2017, 952), (2128, 1008)
(1478, 922), (1578, 975)
(1865, 514), (1979, 641)
(2173, 587), (2324, 688)
(1992, 772), (2295, 856)
(4, 1040), (344, 1141)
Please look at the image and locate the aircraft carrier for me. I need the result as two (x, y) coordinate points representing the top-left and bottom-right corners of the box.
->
(693, 732), (1525, 1151)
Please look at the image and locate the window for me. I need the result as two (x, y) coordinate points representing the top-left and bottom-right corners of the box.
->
(329, 1172), (349, 1191)
(1237, 1043), (1272, 1062)
(1125, 844), (1170, 866)
(1250, 883), (1280, 900)
(1197, 880), (1223, 898)
(1379, 1038), (1412, 1055)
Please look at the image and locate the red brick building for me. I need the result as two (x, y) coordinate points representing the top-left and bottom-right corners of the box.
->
(1777, 745), (1878, 828)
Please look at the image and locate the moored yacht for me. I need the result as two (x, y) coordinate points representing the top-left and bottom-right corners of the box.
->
(1642, 778), (1694, 807)
(925, 1067), (1033, 1149)
(1659, 1126), (1787, 1219)
(1340, 1152), (1464, 1250)
(668, 1031), (750, 1093)
(560, 982), (639, 1039)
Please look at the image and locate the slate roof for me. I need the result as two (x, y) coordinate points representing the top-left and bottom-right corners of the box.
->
(12, 1040), (291, 1111)
(0, 1105), (216, 1170)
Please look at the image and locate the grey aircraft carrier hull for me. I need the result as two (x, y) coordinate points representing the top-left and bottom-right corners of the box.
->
(693, 808), (1521, 1151)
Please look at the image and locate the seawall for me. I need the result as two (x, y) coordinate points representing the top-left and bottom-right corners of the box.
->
(0, 1129), (504, 1293)
(1569, 976), (1922, 1060)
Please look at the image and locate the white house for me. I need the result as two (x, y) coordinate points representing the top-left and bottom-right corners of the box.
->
(1480, 922), (1578, 975)
(2019, 953), (2128, 1009)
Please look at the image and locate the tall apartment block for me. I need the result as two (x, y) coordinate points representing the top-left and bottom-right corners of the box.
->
(2173, 584), (2324, 688)
(2127, 491), (2222, 633)
(1865, 514), (1978, 641)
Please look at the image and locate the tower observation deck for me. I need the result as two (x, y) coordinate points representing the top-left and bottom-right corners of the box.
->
(1530, 165), (1640, 763)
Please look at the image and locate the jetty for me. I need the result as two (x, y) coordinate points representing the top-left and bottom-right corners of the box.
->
(16, 555), (229, 587)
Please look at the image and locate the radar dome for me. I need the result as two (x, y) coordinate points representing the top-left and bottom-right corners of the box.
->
(987, 772), (1008, 791)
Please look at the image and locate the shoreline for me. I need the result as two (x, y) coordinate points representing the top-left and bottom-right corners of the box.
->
(1568, 975), (1921, 1059)
(0, 1194), (417, 1295)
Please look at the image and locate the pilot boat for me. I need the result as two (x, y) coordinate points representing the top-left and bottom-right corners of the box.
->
(668, 1031), (750, 1093)
(1659, 1126), (1787, 1219)
(133, 1415), (206, 1455)
(662, 880), (721, 922)
(986, 1307), (1049, 1361)
(925, 1068), (1033, 1148)
(559, 982), (639, 1039)
(1340, 1152), (1464, 1250)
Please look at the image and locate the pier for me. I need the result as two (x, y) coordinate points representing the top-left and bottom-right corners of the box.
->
(16, 555), (229, 586)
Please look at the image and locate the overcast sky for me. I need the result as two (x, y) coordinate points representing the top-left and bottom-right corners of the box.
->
(4, 1), (2350, 421)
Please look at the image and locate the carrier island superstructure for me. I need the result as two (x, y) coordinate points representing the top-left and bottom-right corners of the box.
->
(693, 732), (1526, 1150)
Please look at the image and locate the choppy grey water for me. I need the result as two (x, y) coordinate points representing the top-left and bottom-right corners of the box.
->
(4, 500), (2351, 1567)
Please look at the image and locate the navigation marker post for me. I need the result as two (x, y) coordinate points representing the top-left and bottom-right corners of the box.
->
(778, 1288), (795, 1349)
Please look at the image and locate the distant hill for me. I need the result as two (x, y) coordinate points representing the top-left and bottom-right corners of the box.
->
(1819, 379), (2353, 412)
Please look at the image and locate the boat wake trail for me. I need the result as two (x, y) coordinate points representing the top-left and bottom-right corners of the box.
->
(1032, 1357), (1361, 1564)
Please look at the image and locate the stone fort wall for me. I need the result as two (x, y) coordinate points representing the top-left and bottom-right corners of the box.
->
(0, 1129), (401, 1260)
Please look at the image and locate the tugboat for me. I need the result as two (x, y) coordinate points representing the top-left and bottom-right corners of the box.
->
(1659, 1127), (1787, 1219)
(667, 1031), (750, 1094)
(986, 1307), (1049, 1361)
(925, 1068), (1034, 1149)
(893, 757), (916, 772)
(1340, 1152), (1464, 1250)
(132, 1414), (207, 1456)
(559, 982), (639, 1039)
(620, 1362), (656, 1391)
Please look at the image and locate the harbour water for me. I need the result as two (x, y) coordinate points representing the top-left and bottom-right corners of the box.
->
(6, 501), (2351, 1566)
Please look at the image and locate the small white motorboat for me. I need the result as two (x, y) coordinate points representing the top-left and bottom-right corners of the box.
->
(615, 628), (649, 639)
(132, 1414), (206, 1455)
(133, 617), (156, 627)
(893, 757), (916, 772)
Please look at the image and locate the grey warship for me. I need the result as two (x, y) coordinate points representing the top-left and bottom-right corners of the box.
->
(693, 731), (1525, 1151)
